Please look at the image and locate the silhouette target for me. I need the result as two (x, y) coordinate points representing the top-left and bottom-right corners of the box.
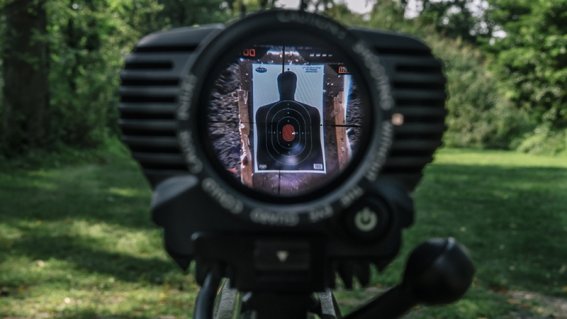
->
(255, 71), (325, 172)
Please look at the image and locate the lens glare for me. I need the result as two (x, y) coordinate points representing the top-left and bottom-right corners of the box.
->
(205, 42), (370, 197)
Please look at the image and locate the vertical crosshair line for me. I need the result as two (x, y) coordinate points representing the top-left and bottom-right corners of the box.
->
(280, 45), (285, 195)
(278, 171), (281, 194)
(282, 45), (286, 73)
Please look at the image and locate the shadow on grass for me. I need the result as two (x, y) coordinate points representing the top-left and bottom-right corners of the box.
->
(0, 157), (153, 231)
(1, 152), (566, 304)
(51, 309), (153, 319)
(0, 155), (181, 286)
(8, 233), (174, 283)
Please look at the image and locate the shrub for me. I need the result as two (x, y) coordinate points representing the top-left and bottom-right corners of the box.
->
(333, 4), (532, 150)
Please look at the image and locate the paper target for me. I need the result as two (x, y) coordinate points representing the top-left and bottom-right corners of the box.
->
(252, 63), (326, 173)
(255, 101), (325, 172)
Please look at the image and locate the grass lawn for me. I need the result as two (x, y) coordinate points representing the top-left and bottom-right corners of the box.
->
(1, 145), (566, 318)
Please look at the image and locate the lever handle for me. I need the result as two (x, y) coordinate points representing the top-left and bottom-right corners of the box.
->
(345, 285), (416, 319)
(404, 237), (475, 305)
(345, 238), (474, 319)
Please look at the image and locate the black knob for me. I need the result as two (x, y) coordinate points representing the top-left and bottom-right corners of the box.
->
(344, 238), (475, 319)
(403, 238), (475, 305)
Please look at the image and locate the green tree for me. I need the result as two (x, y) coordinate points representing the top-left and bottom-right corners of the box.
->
(1, 0), (50, 155)
(157, 0), (233, 26)
(348, 0), (529, 149)
(47, 0), (160, 147)
(410, 0), (494, 44)
(1, 0), (234, 155)
(487, 0), (567, 129)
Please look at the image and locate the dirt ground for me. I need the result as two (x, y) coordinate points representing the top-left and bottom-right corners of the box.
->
(505, 290), (567, 319)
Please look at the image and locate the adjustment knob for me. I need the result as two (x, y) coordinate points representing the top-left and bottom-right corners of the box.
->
(403, 238), (475, 305)
(344, 238), (474, 319)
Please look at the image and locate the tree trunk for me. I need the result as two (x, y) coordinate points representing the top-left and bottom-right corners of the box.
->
(1, 0), (50, 154)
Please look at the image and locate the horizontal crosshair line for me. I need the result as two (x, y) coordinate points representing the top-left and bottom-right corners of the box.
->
(325, 124), (361, 128)
(207, 120), (361, 128)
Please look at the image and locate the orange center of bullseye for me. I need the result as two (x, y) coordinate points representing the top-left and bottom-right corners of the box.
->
(282, 124), (296, 142)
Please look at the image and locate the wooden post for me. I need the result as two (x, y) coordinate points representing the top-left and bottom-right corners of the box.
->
(333, 91), (349, 170)
(238, 89), (254, 187)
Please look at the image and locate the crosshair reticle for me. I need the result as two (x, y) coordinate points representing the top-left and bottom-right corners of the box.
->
(205, 42), (369, 196)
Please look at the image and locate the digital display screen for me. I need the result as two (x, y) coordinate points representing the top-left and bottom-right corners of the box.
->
(205, 44), (370, 196)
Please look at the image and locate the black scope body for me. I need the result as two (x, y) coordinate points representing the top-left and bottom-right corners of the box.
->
(118, 10), (447, 292)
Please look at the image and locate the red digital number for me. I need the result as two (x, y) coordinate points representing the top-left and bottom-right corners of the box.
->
(243, 49), (256, 57)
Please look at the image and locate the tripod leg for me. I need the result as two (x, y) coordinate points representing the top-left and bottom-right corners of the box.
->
(314, 290), (342, 319)
(331, 292), (342, 319)
(194, 266), (223, 319)
(214, 279), (241, 319)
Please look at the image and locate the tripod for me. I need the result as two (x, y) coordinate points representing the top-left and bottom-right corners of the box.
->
(193, 237), (474, 319)
(213, 281), (340, 319)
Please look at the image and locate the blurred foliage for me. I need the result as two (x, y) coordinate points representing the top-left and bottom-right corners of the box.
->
(486, 0), (567, 131)
(410, 0), (495, 44)
(516, 125), (567, 155)
(0, 0), (565, 155)
(404, 0), (566, 151)
(329, 1), (532, 149)
(0, 0), (235, 155)
(48, 0), (134, 148)
(156, 0), (233, 27)
(328, 0), (565, 152)
(432, 40), (533, 149)
(45, 0), (235, 148)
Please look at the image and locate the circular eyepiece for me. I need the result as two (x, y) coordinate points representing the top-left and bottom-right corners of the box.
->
(204, 37), (372, 197)
(178, 10), (393, 225)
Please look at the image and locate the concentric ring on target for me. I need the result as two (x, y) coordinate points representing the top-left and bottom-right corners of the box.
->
(260, 101), (318, 168)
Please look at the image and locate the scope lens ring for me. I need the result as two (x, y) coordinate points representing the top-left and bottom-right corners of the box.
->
(177, 10), (393, 227)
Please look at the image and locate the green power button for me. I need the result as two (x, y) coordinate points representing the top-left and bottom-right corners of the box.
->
(354, 207), (379, 232)
(344, 197), (390, 242)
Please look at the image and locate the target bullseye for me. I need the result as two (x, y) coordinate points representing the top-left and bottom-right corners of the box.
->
(282, 124), (296, 142)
